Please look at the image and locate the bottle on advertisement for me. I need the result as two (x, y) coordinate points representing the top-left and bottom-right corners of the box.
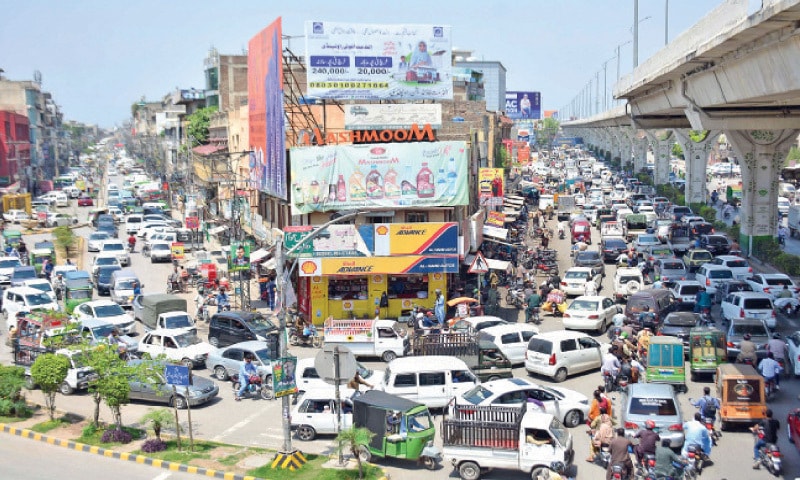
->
(350, 168), (366, 200)
(384, 167), (400, 199)
(336, 174), (347, 201)
(365, 164), (384, 199)
(417, 162), (435, 198)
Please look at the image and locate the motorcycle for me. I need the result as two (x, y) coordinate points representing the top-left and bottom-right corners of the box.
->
(637, 453), (656, 479)
(166, 279), (183, 294)
(702, 416), (721, 446)
(774, 297), (800, 317)
(231, 373), (274, 400)
(698, 306), (714, 326)
(609, 462), (631, 480)
(289, 323), (323, 348)
(195, 294), (214, 323)
(506, 287), (526, 309)
(754, 433), (782, 476)
(684, 443), (708, 476)
(603, 371), (629, 394)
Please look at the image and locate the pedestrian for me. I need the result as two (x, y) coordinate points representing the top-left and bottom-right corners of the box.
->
(434, 289), (445, 327)
(266, 275), (276, 310)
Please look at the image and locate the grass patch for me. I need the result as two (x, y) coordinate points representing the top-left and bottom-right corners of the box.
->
(132, 439), (270, 465)
(0, 414), (31, 423)
(75, 424), (145, 446)
(30, 418), (69, 433)
(247, 454), (383, 480)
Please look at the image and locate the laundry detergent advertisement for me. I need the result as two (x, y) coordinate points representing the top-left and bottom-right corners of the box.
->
(289, 141), (468, 214)
(305, 21), (453, 101)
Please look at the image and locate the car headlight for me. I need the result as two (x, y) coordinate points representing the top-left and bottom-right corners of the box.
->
(188, 389), (202, 397)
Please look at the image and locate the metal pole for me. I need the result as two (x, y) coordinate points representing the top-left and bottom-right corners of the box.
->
(275, 235), (292, 453)
(616, 44), (622, 84)
(334, 346), (343, 465)
(595, 71), (600, 115)
(634, 0), (639, 68)
(665, 0), (669, 45)
(603, 62), (608, 111)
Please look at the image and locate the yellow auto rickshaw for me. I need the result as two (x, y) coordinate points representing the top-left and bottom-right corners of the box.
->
(716, 363), (766, 431)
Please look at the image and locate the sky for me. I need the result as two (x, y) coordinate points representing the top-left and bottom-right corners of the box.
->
(0, 0), (733, 129)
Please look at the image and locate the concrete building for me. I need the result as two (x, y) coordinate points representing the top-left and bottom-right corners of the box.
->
(453, 57), (506, 113)
(0, 111), (31, 187)
(204, 48), (248, 113)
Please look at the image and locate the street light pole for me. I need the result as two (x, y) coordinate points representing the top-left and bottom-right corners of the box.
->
(665, 0), (670, 45)
(633, 0), (639, 68)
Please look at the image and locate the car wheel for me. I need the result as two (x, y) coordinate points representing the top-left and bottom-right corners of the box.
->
(553, 367), (568, 383)
(458, 461), (481, 480)
(382, 350), (397, 362)
(180, 358), (194, 369)
(357, 445), (371, 464)
(59, 382), (74, 396)
(296, 425), (316, 441)
(564, 409), (583, 428)
(209, 337), (219, 347)
(488, 375), (502, 382)
(214, 366), (228, 380)
(171, 396), (187, 410)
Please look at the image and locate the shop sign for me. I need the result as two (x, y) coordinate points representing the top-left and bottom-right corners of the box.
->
(297, 255), (459, 277)
(345, 104), (441, 131)
(485, 211), (505, 227)
(289, 141), (468, 214)
(373, 222), (458, 256)
(478, 168), (504, 208)
(284, 224), (372, 258)
(170, 242), (185, 260)
(296, 123), (436, 146)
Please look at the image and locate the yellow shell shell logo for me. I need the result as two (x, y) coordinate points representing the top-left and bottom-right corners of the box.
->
(346, 335), (354, 342)
(433, 273), (442, 281)
(301, 261), (318, 275)
(343, 301), (353, 309)
(376, 225), (389, 235)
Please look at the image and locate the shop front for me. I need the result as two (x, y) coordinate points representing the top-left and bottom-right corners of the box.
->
(289, 222), (459, 325)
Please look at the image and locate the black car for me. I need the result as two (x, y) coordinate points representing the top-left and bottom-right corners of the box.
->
(94, 265), (121, 296)
(601, 237), (628, 263)
(689, 222), (714, 239)
(573, 250), (606, 276)
(713, 280), (754, 304)
(658, 311), (699, 358)
(699, 234), (731, 255)
(208, 311), (278, 348)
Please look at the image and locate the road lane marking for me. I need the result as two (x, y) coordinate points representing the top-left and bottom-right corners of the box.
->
(152, 473), (171, 480)
(211, 409), (265, 441)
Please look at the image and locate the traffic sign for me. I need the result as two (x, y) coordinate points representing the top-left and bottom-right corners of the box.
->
(468, 251), (489, 274)
(315, 345), (358, 386)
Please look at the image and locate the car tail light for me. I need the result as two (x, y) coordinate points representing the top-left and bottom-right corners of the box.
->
(549, 354), (557, 366)
(764, 288), (771, 294)
(748, 267), (753, 272)
(588, 314), (599, 319)
(525, 351), (528, 360)
(680, 277), (685, 280)
(668, 423), (683, 431)
(772, 310), (776, 318)
(624, 421), (639, 430)
(727, 341), (735, 348)
(740, 308), (745, 318)
(560, 282), (567, 287)
(706, 278), (711, 286)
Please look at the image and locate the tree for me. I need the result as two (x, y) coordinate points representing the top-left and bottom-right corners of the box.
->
(139, 408), (177, 441)
(186, 107), (218, 146)
(535, 118), (560, 151)
(786, 146), (800, 166)
(30, 353), (70, 420)
(336, 426), (376, 480)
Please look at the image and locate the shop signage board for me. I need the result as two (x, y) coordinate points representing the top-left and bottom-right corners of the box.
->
(305, 21), (452, 101)
(344, 104), (442, 130)
(298, 255), (459, 277)
(289, 141), (468, 214)
(485, 211), (505, 227)
(283, 224), (373, 258)
(478, 168), (504, 207)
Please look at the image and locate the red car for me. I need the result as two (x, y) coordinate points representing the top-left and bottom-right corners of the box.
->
(788, 408), (800, 452)
(77, 195), (94, 207)
(571, 220), (592, 244)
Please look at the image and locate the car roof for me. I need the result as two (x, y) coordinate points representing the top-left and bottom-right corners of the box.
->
(729, 291), (772, 299)
(699, 264), (732, 271)
(714, 255), (746, 262)
(146, 328), (194, 336)
(460, 315), (506, 326)
(85, 299), (121, 307)
(534, 330), (591, 340)
(571, 295), (607, 301)
(759, 273), (792, 280)
(95, 252), (119, 259)
(386, 355), (469, 369)
(566, 266), (593, 272)
(615, 268), (642, 275)
(7, 286), (47, 294)
(481, 324), (539, 335)
(220, 340), (269, 351)
(671, 280), (701, 286)
(79, 317), (117, 328)
(479, 377), (536, 393)
(628, 382), (675, 397)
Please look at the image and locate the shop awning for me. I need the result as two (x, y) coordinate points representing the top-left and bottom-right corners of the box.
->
(482, 225), (508, 240)
(208, 225), (227, 235)
(486, 258), (511, 271)
(263, 257), (277, 270)
(192, 144), (226, 156)
(250, 248), (271, 263)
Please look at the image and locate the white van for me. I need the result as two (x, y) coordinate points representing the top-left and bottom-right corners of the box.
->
(378, 356), (478, 408)
(125, 214), (143, 234)
(2, 286), (61, 329)
(479, 324), (539, 365)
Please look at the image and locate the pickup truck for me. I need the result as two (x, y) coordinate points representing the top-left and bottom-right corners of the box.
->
(409, 332), (512, 382)
(601, 221), (626, 239)
(322, 318), (408, 362)
(667, 223), (692, 254)
(624, 214), (649, 242)
(443, 402), (575, 480)
(133, 294), (192, 332)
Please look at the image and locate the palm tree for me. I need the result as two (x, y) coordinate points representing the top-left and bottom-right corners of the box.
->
(336, 426), (375, 479)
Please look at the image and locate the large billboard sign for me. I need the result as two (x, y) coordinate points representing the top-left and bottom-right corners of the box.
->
(305, 22), (452, 101)
(248, 18), (287, 200)
(344, 104), (442, 130)
(289, 141), (468, 214)
(298, 255), (459, 276)
(505, 91), (541, 120)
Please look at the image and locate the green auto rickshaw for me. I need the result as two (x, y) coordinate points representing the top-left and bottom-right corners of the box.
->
(689, 326), (727, 381)
(352, 390), (441, 470)
(3, 229), (21, 249)
(64, 279), (93, 314)
(29, 249), (53, 276)
(646, 335), (687, 392)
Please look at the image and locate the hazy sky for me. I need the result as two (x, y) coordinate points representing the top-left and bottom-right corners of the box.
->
(0, 0), (728, 128)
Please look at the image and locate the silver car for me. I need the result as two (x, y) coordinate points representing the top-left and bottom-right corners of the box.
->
(207, 340), (275, 381)
(87, 232), (111, 252)
(621, 383), (685, 448)
(127, 360), (219, 409)
(149, 242), (172, 263)
(654, 258), (688, 283)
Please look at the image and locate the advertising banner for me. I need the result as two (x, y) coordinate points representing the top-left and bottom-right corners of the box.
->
(305, 21), (452, 101)
(486, 211), (505, 227)
(284, 224), (373, 258)
(478, 168), (504, 207)
(344, 104), (442, 130)
(248, 17), (287, 200)
(230, 243), (251, 272)
(185, 216), (199, 230)
(272, 356), (298, 398)
(298, 255), (459, 277)
(170, 242), (185, 261)
(505, 91), (541, 120)
(373, 222), (458, 256)
(289, 141), (468, 214)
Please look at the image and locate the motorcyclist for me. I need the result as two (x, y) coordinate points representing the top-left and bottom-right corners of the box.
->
(637, 305), (656, 330)
(606, 428), (634, 480)
(127, 233), (136, 252)
(691, 386), (721, 423)
(682, 412), (712, 459)
(654, 438), (686, 478)
(758, 352), (781, 391)
(216, 289), (230, 313)
(776, 284), (794, 299)
(557, 221), (567, 239)
(766, 333), (787, 388)
(587, 407), (614, 463)
(17, 240), (27, 264)
(235, 354), (258, 401)
(694, 286), (712, 314)
(634, 420), (660, 465)
(168, 267), (181, 292)
(601, 346), (621, 385)
(778, 225), (789, 246)
(53, 273), (65, 300)
(751, 409), (780, 469)
(737, 333), (758, 364)
(524, 288), (542, 324)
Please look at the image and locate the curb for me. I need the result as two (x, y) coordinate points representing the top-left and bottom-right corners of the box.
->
(0, 423), (264, 480)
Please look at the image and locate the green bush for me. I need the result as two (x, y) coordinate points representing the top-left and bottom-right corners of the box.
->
(752, 237), (782, 262)
(696, 205), (717, 223)
(775, 253), (800, 277)
(0, 365), (29, 418)
(635, 173), (653, 185)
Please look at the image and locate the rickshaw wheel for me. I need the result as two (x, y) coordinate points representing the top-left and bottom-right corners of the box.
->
(531, 467), (548, 480)
(458, 461), (481, 480)
(357, 445), (371, 463)
(422, 456), (436, 470)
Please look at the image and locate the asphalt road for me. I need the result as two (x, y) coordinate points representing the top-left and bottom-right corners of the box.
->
(3, 176), (800, 479)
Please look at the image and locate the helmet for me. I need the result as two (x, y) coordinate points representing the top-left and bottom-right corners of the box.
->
(645, 420), (656, 429)
(416, 312), (424, 320)
(744, 333), (752, 340)
(549, 462), (566, 474)
(620, 332), (629, 339)
(642, 305), (650, 311)
(773, 333), (782, 339)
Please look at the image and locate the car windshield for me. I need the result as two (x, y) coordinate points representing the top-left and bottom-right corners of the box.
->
(164, 314), (192, 329)
(15, 269), (36, 280)
(743, 299), (773, 310)
(709, 270), (733, 279)
(565, 271), (589, 280)
(707, 237), (727, 244)
(175, 332), (202, 347)
(664, 314), (698, 327)
(25, 293), (53, 305)
(116, 280), (137, 290)
(252, 348), (272, 363)
(96, 257), (117, 266)
(638, 235), (658, 243)
(462, 385), (494, 405)
(678, 285), (701, 295)
(732, 323), (768, 337)
(247, 314), (277, 333)
(724, 260), (748, 268)
(28, 282), (53, 293)
(618, 276), (641, 284)
(569, 299), (599, 311)
(692, 251), (713, 260)
(549, 417), (569, 445)
(408, 411), (432, 432)
(0, 258), (20, 268)
(95, 304), (125, 317)
(90, 233), (109, 241)
(152, 244), (170, 251)
(662, 262), (685, 270)
(629, 397), (677, 416)
(103, 243), (123, 252)
(605, 239), (626, 249)
(70, 289), (92, 300)
(576, 252), (601, 262)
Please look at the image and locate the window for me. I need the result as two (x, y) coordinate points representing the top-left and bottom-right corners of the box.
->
(377, 328), (396, 338)
(231, 320), (245, 331)
(419, 372), (445, 386)
(501, 333), (520, 344)
(223, 349), (243, 361)
(560, 339), (577, 352)
(629, 397), (677, 416)
(405, 212), (428, 223)
(451, 370), (473, 383)
(495, 391), (526, 404)
(302, 367), (320, 379)
(521, 331), (536, 342)
(393, 373), (416, 387)
(578, 337), (599, 349)
(366, 216), (393, 224)
(147, 335), (161, 346)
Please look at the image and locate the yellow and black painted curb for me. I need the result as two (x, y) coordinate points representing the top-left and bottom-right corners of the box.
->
(0, 423), (264, 480)
(270, 450), (307, 470)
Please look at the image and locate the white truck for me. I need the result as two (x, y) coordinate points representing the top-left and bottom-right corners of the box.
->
(443, 403), (575, 480)
(556, 195), (575, 221)
(601, 221), (626, 239)
(788, 205), (800, 238)
(322, 318), (408, 362)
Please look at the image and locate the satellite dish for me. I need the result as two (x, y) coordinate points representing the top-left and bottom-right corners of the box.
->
(314, 345), (358, 386)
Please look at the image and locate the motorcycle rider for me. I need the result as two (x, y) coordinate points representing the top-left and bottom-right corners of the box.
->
(766, 333), (787, 389)
(634, 420), (660, 465)
(654, 438), (686, 478)
(776, 283), (793, 299)
(168, 267), (181, 293)
(758, 352), (781, 392)
(691, 386), (721, 423)
(601, 345), (621, 387)
(681, 412), (711, 459)
(606, 428), (634, 480)
(587, 407), (614, 463)
(524, 288), (542, 324)
(127, 233), (136, 252)
(235, 354), (258, 401)
(195, 286), (208, 321)
(53, 272), (65, 300)
(694, 286), (712, 314)
(751, 409), (780, 468)
(737, 333), (758, 364)
(637, 306), (656, 330)
(216, 289), (230, 313)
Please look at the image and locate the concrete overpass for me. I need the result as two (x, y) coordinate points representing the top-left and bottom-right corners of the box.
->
(563, 0), (800, 246)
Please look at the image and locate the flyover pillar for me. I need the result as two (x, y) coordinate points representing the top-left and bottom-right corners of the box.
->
(645, 130), (673, 186)
(725, 129), (799, 251)
(674, 130), (720, 205)
(633, 135), (648, 175)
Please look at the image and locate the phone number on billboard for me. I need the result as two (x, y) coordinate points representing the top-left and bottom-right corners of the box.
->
(309, 82), (390, 89)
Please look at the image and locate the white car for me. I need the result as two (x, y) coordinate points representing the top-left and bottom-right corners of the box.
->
(746, 273), (799, 299)
(709, 255), (752, 280)
(91, 252), (121, 276)
(525, 330), (606, 383)
(2, 286), (61, 325)
(785, 331), (800, 377)
(291, 388), (355, 441)
(3, 209), (29, 223)
(562, 295), (620, 333)
(694, 264), (734, 296)
(720, 292), (776, 328)
(138, 224), (173, 239)
(574, 194), (586, 207)
(0, 256), (22, 284)
(294, 357), (382, 394)
(456, 378), (589, 428)
(87, 232), (111, 252)
(779, 196), (791, 216)
(479, 324), (539, 365)
(61, 185), (82, 198)
(613, 267), (644, 302)
(561, 267), (602, 297)
(633, 234), (662, 255)
(22, 278), (57, 302)
(100, 240), (131, 266)
(137, 328), (215, 368)
(73, 300), (136, 334)
(450, 315), (508, 333)
(149, 242), (172, 263)
(45, 212), (78, 227)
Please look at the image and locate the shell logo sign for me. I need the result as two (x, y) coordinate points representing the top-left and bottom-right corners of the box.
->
(376, 225), (389, 236)
(301, 260), (319, 275)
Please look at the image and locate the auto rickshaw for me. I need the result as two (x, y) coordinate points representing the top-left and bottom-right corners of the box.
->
(646, 335), (687, 392)
(3, 229), (21, 249)
(352, 390), (441, 469)
(63, 279), (93, 314)
(716, 363), (766, 431)
(29, 249), (53, 276)
(689, 326), (726, 381)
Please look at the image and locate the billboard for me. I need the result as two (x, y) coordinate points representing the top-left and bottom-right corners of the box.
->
(248, 17), (287, 200)
(305, 22), (452, 101)
(289, 141), (468, 214)
(478, 168), (504, 207)
(298, 255), (459, 277)
(344, 104), (442, 130)
(505, 91), (541, 120)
